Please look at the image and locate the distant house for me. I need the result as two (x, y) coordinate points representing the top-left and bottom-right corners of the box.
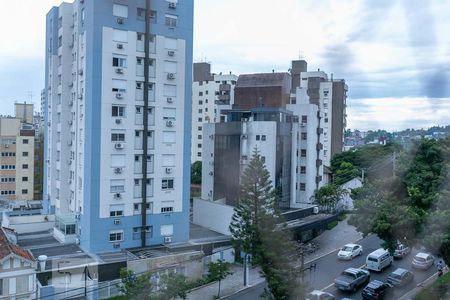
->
(337, 177), (363, 211)
(0, 227), (37, 299)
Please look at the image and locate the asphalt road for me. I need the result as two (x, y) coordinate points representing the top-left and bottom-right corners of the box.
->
(226, 234), (437, 300)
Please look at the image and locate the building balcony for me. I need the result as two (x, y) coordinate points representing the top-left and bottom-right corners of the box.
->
(217, 95), (230, 101)
(219, 84), (231, 91)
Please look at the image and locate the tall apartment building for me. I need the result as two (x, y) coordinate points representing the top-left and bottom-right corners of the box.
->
(191, 63), (237, 162)
(201, 60), (346, 207)
(44, 0), (193, 253)
(0, 103), (35, 201)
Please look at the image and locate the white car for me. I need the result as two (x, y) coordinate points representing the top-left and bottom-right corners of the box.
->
(337, 243), (363, 260)
(306, 290), (335, 300)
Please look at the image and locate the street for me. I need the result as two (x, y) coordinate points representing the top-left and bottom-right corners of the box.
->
(226, 234), (437, 300)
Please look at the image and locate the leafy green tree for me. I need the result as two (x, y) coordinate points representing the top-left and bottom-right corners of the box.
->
(156, 272), (189, 300)
(207, 260), (233, 298)
(333, 162), (360, 185)
(191, 161), (202, 184)
(229, 148), (276, 262)
(315, 184), (347, 212)
(119, 268), (154, 299)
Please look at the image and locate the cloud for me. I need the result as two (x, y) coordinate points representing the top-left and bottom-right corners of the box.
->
(347, 97), (450, 131)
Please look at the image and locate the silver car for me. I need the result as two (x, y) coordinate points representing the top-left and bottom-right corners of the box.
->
(412, 252), (434, 270)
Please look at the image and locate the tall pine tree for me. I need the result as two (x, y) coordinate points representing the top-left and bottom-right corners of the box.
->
(229, 147), (276, 261)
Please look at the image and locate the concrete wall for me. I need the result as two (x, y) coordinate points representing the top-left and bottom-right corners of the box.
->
(193, 198), (234, 235)
(3, 214), (55, 234)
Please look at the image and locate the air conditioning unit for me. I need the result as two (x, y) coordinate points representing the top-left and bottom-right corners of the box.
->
(115, 119), (122, 124)
(67, 140), (73, 146)
(68, 159), (72, 165)
(209, 171), (214, 176)
(75, 238), (80, 245)
(114, 219), (121, 225)
(113, 243), (120, 249)
(117, 43), (124, 49)
(168, 2), (176, 9)
(242, 118), (249, 122)
(164, 236), (172, 243)
(68, 120), (73, 126)
(167, 73), (175, 80)
(115, 143), (124, 149)
(68, 179), (72, 184)
(78, 69), (83, 75)
(165, 167), (173, 174)
(209, 135), (214, 139)
(114, 193), (122, 199)
(242, 134), (248, 139)
(116, 18), (124, 24)
(166, 120), (174, 127)
(78, 95), (83, 100)
(68, 101), (74, 106)
(166, 97), (173, 103)
(68, 82), (74, 87)
(208, 191), (212, 197)
(167, 50), (175, 56)
(75, 214), (80, 219)
(114, 167), (123, 174)
(313, 206), (319, 214)
(116, 68), (124, 74)
(116, 93), (123, 99)
(4, 145), (9, 148)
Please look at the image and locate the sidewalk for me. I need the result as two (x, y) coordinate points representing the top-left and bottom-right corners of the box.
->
(186, 216), (362, 300)
(186, 264), (264, 300)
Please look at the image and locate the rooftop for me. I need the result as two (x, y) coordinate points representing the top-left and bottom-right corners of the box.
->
(236, 72), (290, 88)
(0, 227), (34, 261)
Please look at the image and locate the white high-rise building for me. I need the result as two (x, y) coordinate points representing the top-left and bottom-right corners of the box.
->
(191, 63), (237, 162)
(44, 0), (193, 253)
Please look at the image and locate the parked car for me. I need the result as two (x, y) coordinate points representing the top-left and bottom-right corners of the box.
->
(387, 268), (414, 286)
(366, 248), (393, 272)
(306, 290), (335, 300)
(337, 244), (363, 260)
(361, 280), (393, 299)
(393, 243), (411, 258)
(412, 252), (434, 270)
(334, 267), (370, 293)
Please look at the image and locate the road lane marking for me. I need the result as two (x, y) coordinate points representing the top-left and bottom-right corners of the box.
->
(320, 263), (367, 291)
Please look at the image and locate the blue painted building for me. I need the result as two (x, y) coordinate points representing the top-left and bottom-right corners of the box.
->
(44, 0), (193, 253)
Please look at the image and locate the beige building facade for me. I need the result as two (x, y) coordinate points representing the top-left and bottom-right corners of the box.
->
(0, 104), (35, 201)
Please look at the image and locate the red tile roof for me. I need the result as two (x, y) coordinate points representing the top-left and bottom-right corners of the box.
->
(0, 228), (34, 261)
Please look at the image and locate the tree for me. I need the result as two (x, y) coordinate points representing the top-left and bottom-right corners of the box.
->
(350, 138), (450, 265)
(207, 260), (232, 298)
(119, 268), (154, 299)
(156, 272), (189, 300)
(315, 184), (347, 213)
(229, 148), (305, 299)
(229, 148), (276, 262)
(191, 161), (202, 184)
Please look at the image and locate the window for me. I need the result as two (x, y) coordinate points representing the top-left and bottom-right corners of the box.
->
(300, 183), (306, 191)
(112, 56), (127, 67)
(109, 231), (123, 242)
(198, 144), (202, 148)
(261, 135), (266, 141)
(198, 118), (202, 122)
(110, 179), (125, 193)
(112, 105), (125, 117)
(113, 4), (128, 18)
(111, 133), (125, 142)
(163, 131), (176, 144)
(22, 151), (28, 157)
(198, 109), (202, 113)
(22, 164), (28, 169)
(150, 10), (157, 23)
(301, 149), (307, 157)
(301, 133), (307, 140)
(165, 14), (177, 27)
(137, 32), (144, 41)
(162, 179), (174, 190)
(22, 177), (28, 182)
(197, 152), (201, 157)
(137, 8), (146, 19)
(110, 204), (124, 217)
(324, 118), (329, 123)
(22, 189), (28, 194)
(199, 92), (203, 96)
(133, 226), (152, 240)
(256, 135), (260, 141)
(165, 37), (177, 49)
(23, 139), (29, 144)
(162, 155), (175, 167)
(198, 135), (202, 140)
(300, 166), (306, 174)
(113, 29), (128, 42)
(198, 126), (202, 131)
(161, 207), (173, 213)
(301, 115), (307, 124)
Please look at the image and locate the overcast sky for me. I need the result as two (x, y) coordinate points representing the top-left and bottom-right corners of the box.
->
(0, 0), (449, 131)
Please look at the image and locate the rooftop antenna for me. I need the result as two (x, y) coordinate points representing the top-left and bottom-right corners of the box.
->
(299, 50), (305, 60)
